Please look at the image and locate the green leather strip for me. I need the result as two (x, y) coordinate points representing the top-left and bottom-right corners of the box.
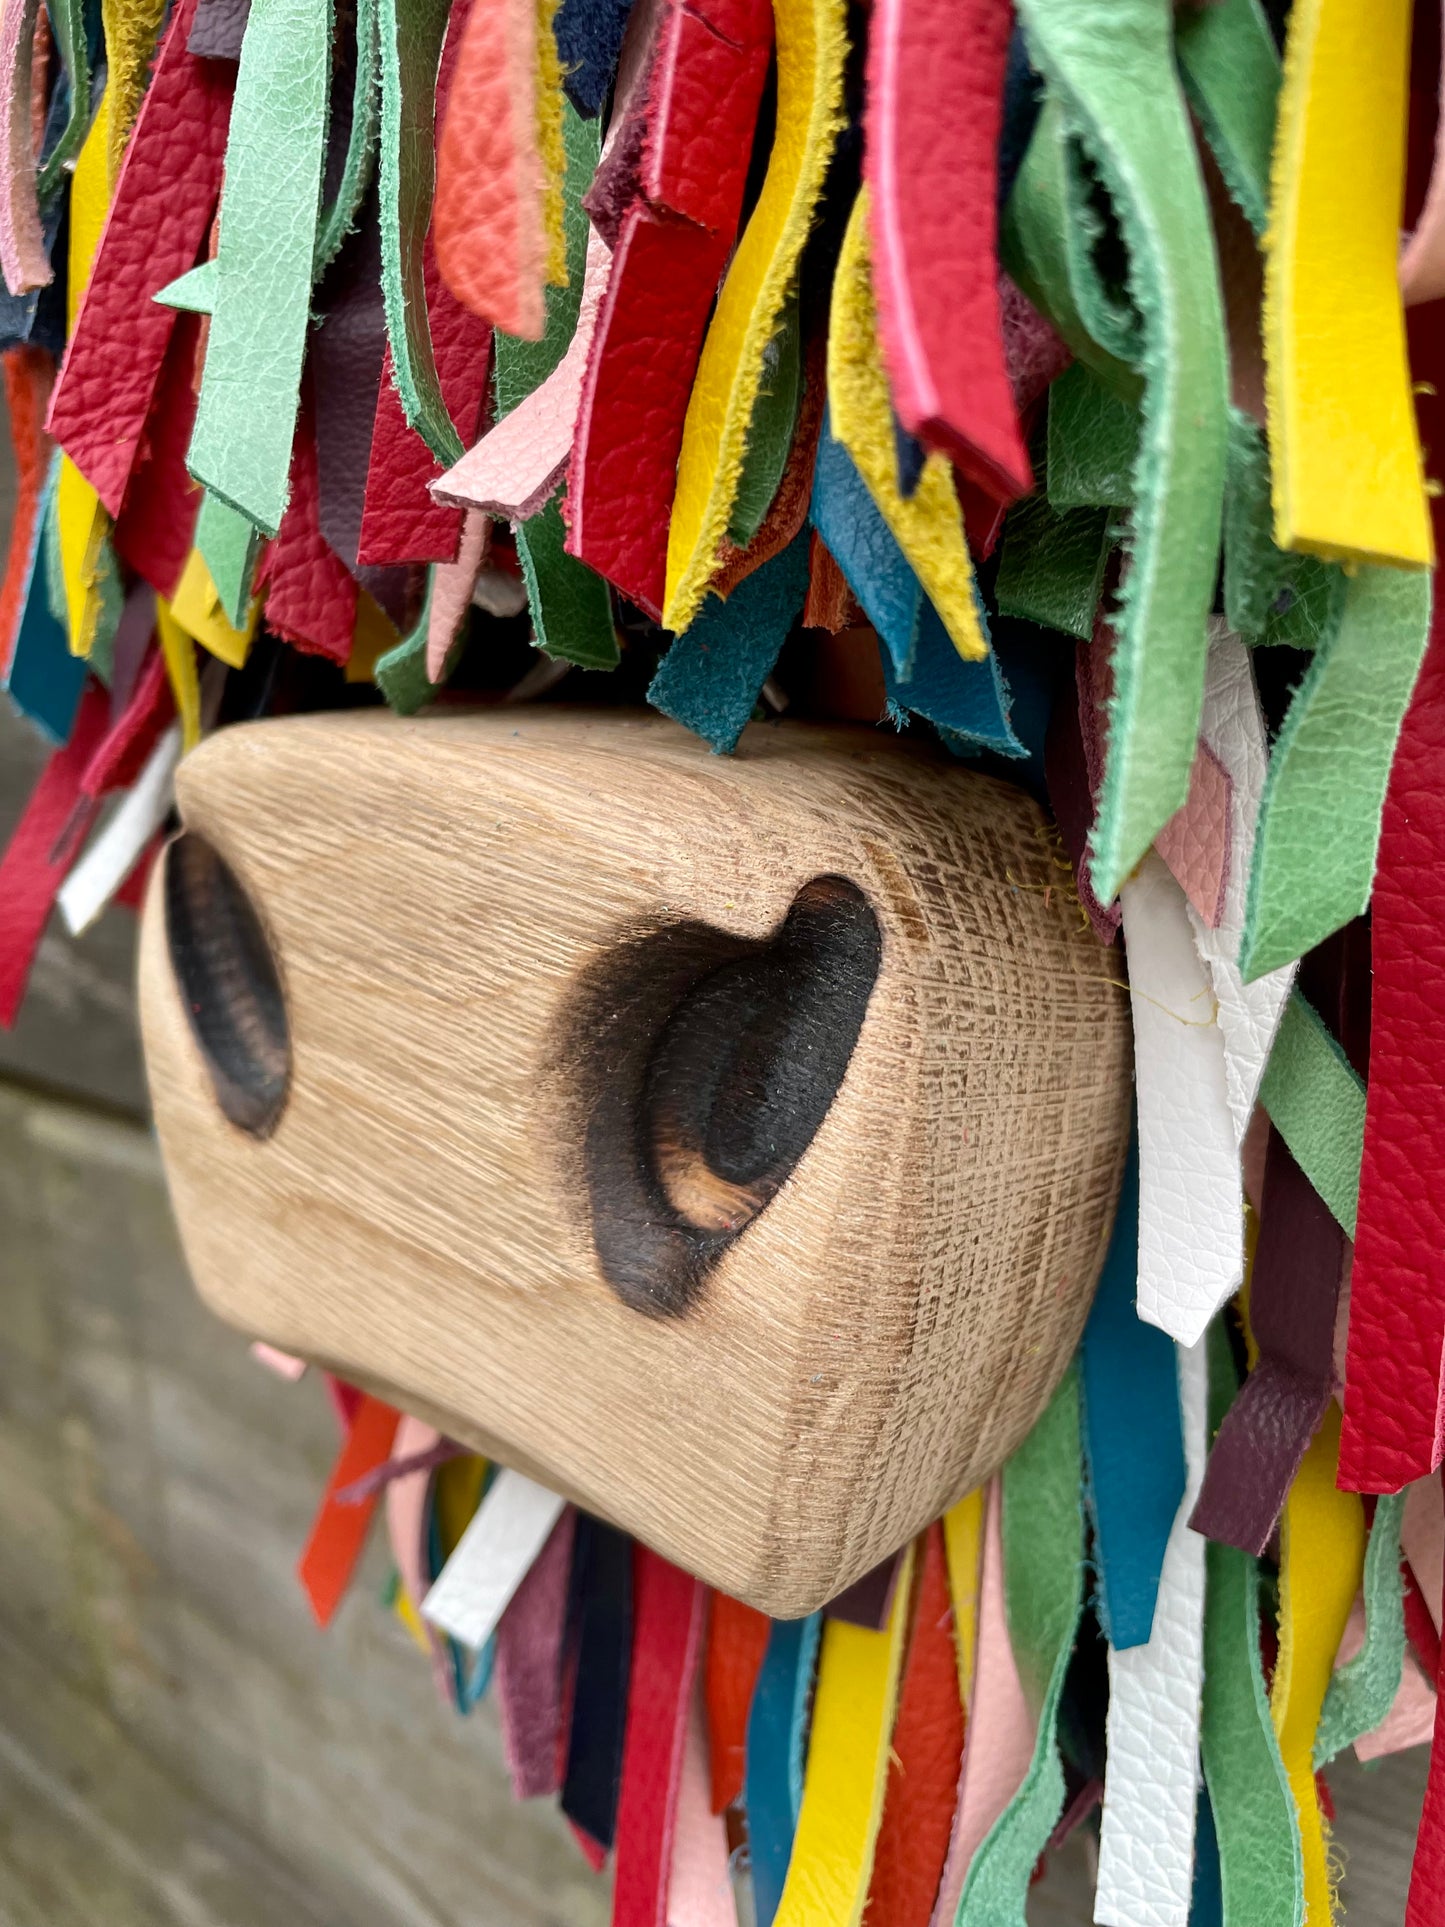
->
(1315, 1490), (1407, 1769)
(494, 105), (598, 411)
(1223, 410), (1341, 648)
(315, 0), (378, 276)
(375, 575), (442, 713)
(154, 260), (218, 314)
(1240, 564), (1432, 980)
(1200, 1323), (1305, 1927)
(187, 0), (333, 534)
(995, 490), (1111, 641)
(378, 0), (461, 464)
(1259, 991), (1366, 1240)
(36, 0), (91, 207)
(1046, 363), (1137, 510)
(196, 491), (263, 630)
(957, 1366), (1083, 1927)
(1174, 0), (1278, 237)
(1011, 0), (1228, 905)
(728, 289), (804, 548)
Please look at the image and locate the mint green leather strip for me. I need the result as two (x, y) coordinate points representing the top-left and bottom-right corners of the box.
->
(36, 0), (90, 207)
(186, 0), (332, 534)
(956, 1368), (1083, 1927)
(1201, 1330), (1304, 1927)
(1315, 1490), (1407, 1769)
(1240, 564), (1432, 980)
(315, 0), (378, 275)
(1013, 0), (1228, 906)
(154, 260), (218, 314)
(196, 491), (262, 630)
(1174, 0), (1279, 237)
(1259, 991), (1365, 1239)
(378, 0), (460, 464)
(1046, 363), (1137, 510)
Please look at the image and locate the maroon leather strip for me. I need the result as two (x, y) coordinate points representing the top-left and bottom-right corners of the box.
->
(45, 0), (232, 515)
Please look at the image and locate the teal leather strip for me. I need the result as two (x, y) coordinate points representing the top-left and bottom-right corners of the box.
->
(1240, 564), (1432, 980)
(1012, 0), (1228, 905)
(187, 0), (333, 534)
(378, 0), (461, 464)
(1174, 0), (1278, 237)
(36, 0), (90, 207)
(957, 1366), (1083, 1927)
(1315, 1490), (1407, 1769)
(728, 289), (804, 548)
(196, 491), (263, 629)
(994, 491), (1110, 641)
(1200, 1322), (1304, 1927)
(1046, 363), (1137, 510)
(315, 0), (378, 275)
(1258, 991), (1365, 1240)
(154, 260), (218, 314)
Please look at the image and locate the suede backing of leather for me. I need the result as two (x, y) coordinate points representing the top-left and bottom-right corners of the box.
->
(863, 0), (1029, 501)
(554, 0), (634, 116)
(1012, 0), (1227, 906)
(1265, 0), (1432, 568)
(881, 600), (1023, 757)
(746, 1613), (822, 1927)
(45, 0), (230, 517)
(1315, 1491), (1408, 1769)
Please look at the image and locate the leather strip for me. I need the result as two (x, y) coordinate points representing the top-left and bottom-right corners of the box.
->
(34, 0), (87, 208)
(101, 0), (167, 184)
(1191, 1129), (1344, 1556)
(1264, 0), (1432, 568)
(881, 601), (1024, 759)
(810, 411), (921, 676)
(296, 1392), (401, 1627)
(708, 319), (823, 603)
(955, 1369), (1083, 1926)
(1316, 1490), (1408, 1768)
(865, 1525), (964, 1927)
(495, 1508), (576, 1799)
(661, 0), (846, 633)
(863, 0), (1028, 501)
(1270, 1404), (1366, 1927)
(1154, 744), (1230, 931)
(196, 492), (262, 633)
(1239, 565), (1431, 984)
(1258, 990), (1364, 1241)
(612, 1551), (706, 1927)
(727, 289), (802, 549)
(1012, 0), (1227, 906)
(667, 1675), (735, 1927)
(423, 503), (488, 678)
(1407, 1499), (1445, 1927)
(81, 644), (173, 796)
(154, 598), (201, 751)
(1080, 1133), (1184, 1651)
(826, 190), (986, 665)
(170, 545), (258, 668)
(421, 1468), (566, 1651)
(770, 1543), (914, 1927)
(562, 1515), (634, 1853)
(1174, 0), (1277, 241)
(746, 1612), (823, 1927)
(1095, 1338), (1207, 1927)
(993, 488), (1110, 644)
(1118, 852), (1243, 1347)
(110, 312), (206, 600)
(255, 394), (358, 665)
(555, 0), (634, 117)
(314, 0), (378, 278)
(1402, 4), (1445, 306)
(703, 1591), (770, 1813)
(940, 1488), (984, 1705)
(0, 678), (105, 1025)
(0, 0), (51, 296)
(0, 345), (52, 677)
(382, 1414), (454, 1705)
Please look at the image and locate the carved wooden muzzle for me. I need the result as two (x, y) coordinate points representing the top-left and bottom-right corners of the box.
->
(139, 709), (1131, 1615)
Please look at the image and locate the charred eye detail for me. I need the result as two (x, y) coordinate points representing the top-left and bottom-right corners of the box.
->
(165, 832), (291, 1139)
(567, 877), (882, 1317)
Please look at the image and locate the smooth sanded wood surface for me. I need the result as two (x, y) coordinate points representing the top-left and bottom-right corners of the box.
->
(140, 708), (1133, 1615)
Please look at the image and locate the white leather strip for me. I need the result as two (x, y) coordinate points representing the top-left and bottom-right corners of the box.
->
(57, 723), (181, 937)
(1094, 1337), (1208, 1927)
(421, 1468), (566, 1651)
(1187, 624), (1297, 1143)
(1120, 851), (1244, 1345)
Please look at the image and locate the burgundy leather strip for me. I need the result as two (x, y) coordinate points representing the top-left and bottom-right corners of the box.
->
(495, 1508), (577, 1801)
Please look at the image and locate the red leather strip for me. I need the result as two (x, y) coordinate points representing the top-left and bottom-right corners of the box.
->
(866, 1523), (965, 1927)
(0, 681), (107, 1027)
(0, 344), (53, 678)
(863, 0), (1029, 502)
(356, 0), (492, 567)
(297, 1392), (401, 1627)
(257, 387), (358, 664)
(566, 0), (771, 616)
(611, 1549), (706, 1927)
(44, 0), (231, 515)
(703, 1592), (770, 1813)
(81, 645), (174, 796)
(1406, 1473), (1445, 1927)
(111, 310), (205, 600)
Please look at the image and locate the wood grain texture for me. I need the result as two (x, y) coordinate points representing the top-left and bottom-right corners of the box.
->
(140, 708), (1132, 1615)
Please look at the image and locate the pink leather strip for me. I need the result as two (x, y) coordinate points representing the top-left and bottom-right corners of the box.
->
(1154, 740), (1232, 929)
(1405, 1475), (1444, 1634)
(495, 1507), (576, 1800)
(424, 504), (490, 679)
(1342, 1592), (1440, 1760)
(665, 1676), (735, 1927)
(384, 1414), (455, 1706)
(1402, 6), (1445, 307)
(864, 0), (1029, 501)
(0, 0), (48, 297)
(927, 1479), (1035, 1927)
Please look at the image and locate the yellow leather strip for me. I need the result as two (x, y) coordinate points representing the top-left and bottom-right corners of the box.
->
(941, 1487), (985, 1710)
(434, 1454), (488, 1555)
(1265, 0), (1432, 569)
(101, 0), (166, 182)
(345, 590), (400, 684)
(773, 1543), (915, 1927)
(1270, 1403), (1365, 1925)
(536, 0), (566, 287)
(170, 548), (258, 668)
(155, 596), (202, 751)
(661, 0), (847, 633)
(57, 88), (115, 656)
(827, 189), (986, 662)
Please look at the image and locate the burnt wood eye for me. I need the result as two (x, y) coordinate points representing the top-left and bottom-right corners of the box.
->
(566, 877), (882, 1317)
(165, 832), (291, 1138)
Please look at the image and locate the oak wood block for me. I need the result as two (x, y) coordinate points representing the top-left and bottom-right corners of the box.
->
(139, 709), (1131, 1615)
